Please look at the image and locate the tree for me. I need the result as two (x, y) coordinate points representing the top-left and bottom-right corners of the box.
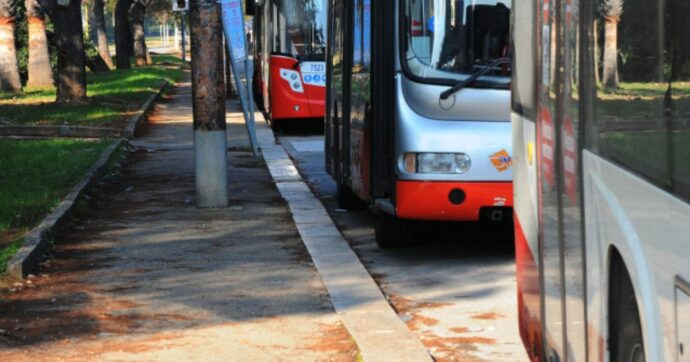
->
(25, 0), (53, 87)
(128, 0), (151, 66)
(0, 0), (22, 92)
(115, 0), (133, 68)
(52, 0), (87, 103)
(601, 0), (623, 89)
(90, 0), (113, 69)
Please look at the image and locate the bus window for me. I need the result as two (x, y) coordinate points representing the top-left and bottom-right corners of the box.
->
(270, 0), (327, 59)
(510, 0), (535, 118)
(586, 0), (690, 201)
(666, 0), (690, 200)
(402, 0), (511, 83)
(351, 0), (371, 69)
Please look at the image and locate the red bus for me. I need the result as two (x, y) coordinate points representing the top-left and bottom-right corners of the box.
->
(252, 0), (327, 129)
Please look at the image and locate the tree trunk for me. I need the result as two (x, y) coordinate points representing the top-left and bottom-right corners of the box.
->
(26, 0), (54, 87)
(145, 46), (152, 64)
(593, 18), (600, 85)
(190, 0), (228, 207)
(0, 3), (22, 92)
(602, 16), (619, 89)
(128, 0), (148, 66)
(190, 0), (226, 131)
(90, 0), (113, 69)
(81, 1), (89, 41)
(115, 0), (133, 69)
(53, 0), (87, 103)
(174, 20), (179, 51)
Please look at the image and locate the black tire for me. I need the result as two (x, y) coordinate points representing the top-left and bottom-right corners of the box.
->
(336, 183), (365, 210)
(610, 257), (645, 362)
(374, 213), (416, 248)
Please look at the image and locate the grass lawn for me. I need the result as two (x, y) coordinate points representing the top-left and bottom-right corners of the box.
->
(0, 139), (113, 273)
(597, 82), (690, 198)
(600, 130), (690, 197)
(597, 81), (690, 120)
(0, 55), (184, 128)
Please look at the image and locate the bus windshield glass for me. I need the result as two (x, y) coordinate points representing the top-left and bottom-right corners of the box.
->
(403, 0), (511, 85)
(272, 0), (327, 60)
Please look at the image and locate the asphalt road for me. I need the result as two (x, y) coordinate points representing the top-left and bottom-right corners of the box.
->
(276, 129), (528, 362)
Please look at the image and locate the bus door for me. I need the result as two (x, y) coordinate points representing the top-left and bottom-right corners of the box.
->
(535, 0), (587, 359)
(326, 0), (352, 184)
(369, 0), (395, 200)
(347, 0), (372, 200)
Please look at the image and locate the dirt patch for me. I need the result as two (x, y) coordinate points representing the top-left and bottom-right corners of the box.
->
(0, 156), (187, 348)
(471, 312), (505, 320)
(420, 331), (495, 362)
(304, 323), (359, 361)
(387, 294), (414, 315)
(94, 331), (187, 354)
(0, 329), (188, 362)
(0, 248), (146, 347)
(407, 314), (440, 331)
(417, 301), (453, 309)
(450, 327), (470, 333)
(0, 229), (25, 246)
(387, 294), (446, 330)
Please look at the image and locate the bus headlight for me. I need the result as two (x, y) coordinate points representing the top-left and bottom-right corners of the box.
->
(408, 153), (471, 174)
(279, 68), (304, 93)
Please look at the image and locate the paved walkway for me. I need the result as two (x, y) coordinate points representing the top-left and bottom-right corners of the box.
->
(0, 80), (357, 361)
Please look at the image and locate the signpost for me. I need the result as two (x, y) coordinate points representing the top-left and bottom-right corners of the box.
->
(220, 0), (260, 156)
(173, 0), (188, 63)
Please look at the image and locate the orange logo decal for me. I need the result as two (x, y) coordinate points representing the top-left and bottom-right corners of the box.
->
(490, 149), (512, 172)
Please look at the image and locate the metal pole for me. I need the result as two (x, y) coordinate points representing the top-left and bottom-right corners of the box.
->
(174, 21), (180, 50)
(181, 12), (187, 63)
(190, 0), (228, 207)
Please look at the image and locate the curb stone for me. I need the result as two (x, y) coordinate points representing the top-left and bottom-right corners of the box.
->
(252, 113), (433, 361)
(6, 139), (126, 279)
(0, 80), (168, 140)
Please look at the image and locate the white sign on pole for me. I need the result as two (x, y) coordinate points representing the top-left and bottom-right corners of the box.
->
(221, 0), (260, 156)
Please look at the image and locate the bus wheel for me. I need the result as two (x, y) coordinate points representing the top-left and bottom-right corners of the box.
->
(610, 257), (645, 362)
(337, 183), (365, 210)
(374, 213), (415, 248)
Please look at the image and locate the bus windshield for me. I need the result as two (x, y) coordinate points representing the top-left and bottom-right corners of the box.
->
(272, 0), (327, 60)
(402, 0), (511, 84)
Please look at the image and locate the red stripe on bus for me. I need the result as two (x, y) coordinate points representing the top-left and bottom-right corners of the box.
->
(395, 181), (512, 221)
(515, 216), (543, 362)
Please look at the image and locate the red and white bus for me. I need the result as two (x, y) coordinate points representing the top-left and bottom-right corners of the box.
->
(512, 0), (690, 360)
(251, 0), (327, 129)
(326, 0), (514, 247)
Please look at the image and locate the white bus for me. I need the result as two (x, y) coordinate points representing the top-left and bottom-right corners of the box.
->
(511, 0), (690, 360)
(326, 0), (514, 247)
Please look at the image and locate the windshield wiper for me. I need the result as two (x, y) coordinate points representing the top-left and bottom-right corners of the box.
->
(439, 57), (511, 100)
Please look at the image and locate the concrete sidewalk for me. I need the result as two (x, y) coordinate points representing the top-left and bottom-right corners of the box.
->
(0, 80), (357, 361)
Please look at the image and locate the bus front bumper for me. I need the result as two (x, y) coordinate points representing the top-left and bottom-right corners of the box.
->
(395, 180), (513, 221)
